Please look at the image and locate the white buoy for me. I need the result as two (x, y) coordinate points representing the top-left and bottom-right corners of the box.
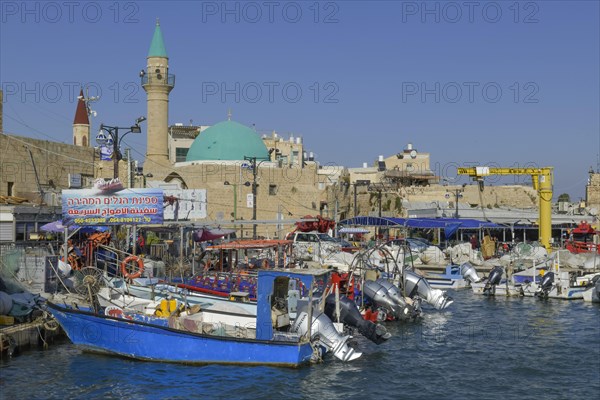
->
(58, 259), (72, 276)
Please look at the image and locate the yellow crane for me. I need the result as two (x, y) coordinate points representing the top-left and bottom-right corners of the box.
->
(457, 166), (554, 251)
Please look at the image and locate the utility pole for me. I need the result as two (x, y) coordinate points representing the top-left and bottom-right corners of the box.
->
(244, 155), (270, 239)
(446, 185), (465, 218)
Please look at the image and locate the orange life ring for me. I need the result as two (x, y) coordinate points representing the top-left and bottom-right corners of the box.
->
(121, 255), (144, 280)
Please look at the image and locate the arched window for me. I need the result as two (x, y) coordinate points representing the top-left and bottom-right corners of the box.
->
(83, 136), (88, 147)
(74, 137), (77, 145)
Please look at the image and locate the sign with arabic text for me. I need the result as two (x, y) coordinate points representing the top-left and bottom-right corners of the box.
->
(62, 188), (164, 225)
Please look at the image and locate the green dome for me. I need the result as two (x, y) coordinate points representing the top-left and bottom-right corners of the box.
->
(185, 120), (270, 161)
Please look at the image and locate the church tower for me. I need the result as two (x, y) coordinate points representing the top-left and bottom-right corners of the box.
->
(73, 88), (90, 146)
(142, 20), (175, 171)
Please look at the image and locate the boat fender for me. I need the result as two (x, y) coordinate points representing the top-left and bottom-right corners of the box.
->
(121, 255), (144, 280)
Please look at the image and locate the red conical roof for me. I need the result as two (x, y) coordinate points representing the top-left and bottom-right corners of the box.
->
(73, 89), (89, 125)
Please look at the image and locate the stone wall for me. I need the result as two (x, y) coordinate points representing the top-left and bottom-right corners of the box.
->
(401, 184), (538, 210)
(325, 183), (539, 220)
(0, 133), (97, 202)
(142, 162), (327, 237)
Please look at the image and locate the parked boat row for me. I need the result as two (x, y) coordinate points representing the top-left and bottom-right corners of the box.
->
(2, 221), (597, 366)
(42, 235), (468, 367)
(471, 256), (600, 301)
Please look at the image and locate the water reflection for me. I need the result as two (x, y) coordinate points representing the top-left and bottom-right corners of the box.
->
(1, 290), (598, 400)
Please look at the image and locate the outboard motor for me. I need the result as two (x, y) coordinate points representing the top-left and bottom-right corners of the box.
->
(292, 305), (362, 362)
(324, 294), (391, 345)
(376, 279), (421, 320)
(536, 272), (554, 299)
(363, 280), (404, 318)
(460, 263), (481, 284)
(483, 266), (503, 295)
(403, 271), (454, 310)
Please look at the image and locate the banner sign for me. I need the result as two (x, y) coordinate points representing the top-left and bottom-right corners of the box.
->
(62, 188), (164, 225)
(163, 189), (207, 220)
(99, 145), (113, 161)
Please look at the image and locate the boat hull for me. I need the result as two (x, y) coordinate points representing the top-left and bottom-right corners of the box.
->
(424, 276), (469, 289)
(47, 302), (313, 367)
(471, 282), (524, 297)
(582, 286), (600, 303)
(521, 285), (586, 300)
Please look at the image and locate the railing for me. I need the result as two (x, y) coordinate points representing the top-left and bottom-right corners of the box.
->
(141, 73), (175, 87)
(566, 240), (600, 254)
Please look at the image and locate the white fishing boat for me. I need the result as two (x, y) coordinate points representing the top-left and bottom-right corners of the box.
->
(423, 263), (481, 289)
(470, 265), (525, 296)
(520, 254), (598, 300)
(105, 276), (257, 315)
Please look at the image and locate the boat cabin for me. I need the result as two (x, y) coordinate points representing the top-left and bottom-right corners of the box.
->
(256, 268), (330, 341)
(566, 222), (600, 254)
(206, 239), (294, 270)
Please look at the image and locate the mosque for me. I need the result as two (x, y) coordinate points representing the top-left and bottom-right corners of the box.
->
(114, 21), (336, 238)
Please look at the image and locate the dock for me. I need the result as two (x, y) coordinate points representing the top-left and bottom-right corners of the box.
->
(0, 314), (63, 359)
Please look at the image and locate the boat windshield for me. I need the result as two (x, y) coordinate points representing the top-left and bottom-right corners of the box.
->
(317, 234), (336, 242)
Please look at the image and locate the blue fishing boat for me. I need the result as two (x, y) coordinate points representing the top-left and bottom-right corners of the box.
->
(47, 268), (362, 366)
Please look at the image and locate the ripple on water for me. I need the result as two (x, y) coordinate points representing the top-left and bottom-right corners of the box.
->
(0, 290), (598, 400)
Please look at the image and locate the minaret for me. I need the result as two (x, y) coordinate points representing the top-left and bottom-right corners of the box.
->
(73, 88), (90, 146)
(142, 20), (174, 170)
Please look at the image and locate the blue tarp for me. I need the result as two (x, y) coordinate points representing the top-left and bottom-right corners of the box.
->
(339, 217), (500, 238)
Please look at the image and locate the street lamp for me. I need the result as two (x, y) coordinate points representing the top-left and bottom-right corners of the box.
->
(445, 183), (466, 218)
(243, 155), (271, 239)
(96, 116), (146, 179)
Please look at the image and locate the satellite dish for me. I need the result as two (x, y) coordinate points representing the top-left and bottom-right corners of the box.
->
(410, 149), (417, 159)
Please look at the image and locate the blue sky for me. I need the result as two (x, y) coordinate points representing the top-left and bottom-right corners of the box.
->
(1, 1), (599, 200)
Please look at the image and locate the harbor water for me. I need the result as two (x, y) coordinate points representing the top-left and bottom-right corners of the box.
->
(1, 290), (598, 400)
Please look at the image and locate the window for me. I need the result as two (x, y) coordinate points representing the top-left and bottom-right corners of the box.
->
(175, 147), (189, 162)
(269, 184), (277, 195)
(7, 182), (14, 196)
(296, 233), (308, 242)
(15, 222), (34, 241)
(83, 136), (88, 147)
